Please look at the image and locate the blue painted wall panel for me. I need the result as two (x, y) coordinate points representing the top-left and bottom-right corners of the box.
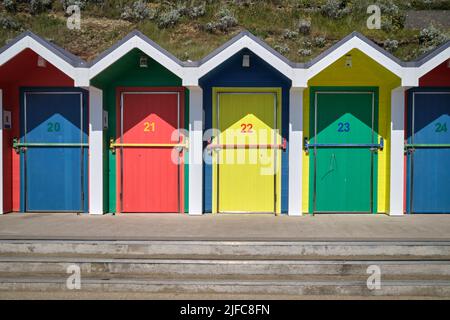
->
(407, 89), (450, 213)
(199, 49), (292, 213)
(20, 88), (88, 212)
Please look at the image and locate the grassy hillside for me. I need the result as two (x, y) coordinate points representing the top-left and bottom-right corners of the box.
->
(0, 0), (449, 62)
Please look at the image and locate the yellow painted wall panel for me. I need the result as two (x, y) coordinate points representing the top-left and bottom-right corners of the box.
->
(212, 88), (282, 214)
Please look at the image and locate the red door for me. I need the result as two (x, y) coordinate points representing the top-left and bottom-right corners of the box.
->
(117, 89), (184, 213)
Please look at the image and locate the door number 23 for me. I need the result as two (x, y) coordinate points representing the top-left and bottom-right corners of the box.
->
(337, 122), (350, 132)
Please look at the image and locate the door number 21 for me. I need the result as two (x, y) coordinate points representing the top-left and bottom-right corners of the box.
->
(144, 122), (156, 132)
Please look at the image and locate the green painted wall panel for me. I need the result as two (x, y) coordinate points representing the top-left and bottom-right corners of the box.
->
(309, 87), (379, 213)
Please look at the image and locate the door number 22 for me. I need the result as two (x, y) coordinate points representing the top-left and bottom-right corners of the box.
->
(241, 123), (254, 133)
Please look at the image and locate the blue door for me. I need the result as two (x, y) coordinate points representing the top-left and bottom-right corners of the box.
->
(21, 89), (88, 212)
(406, 89), (450, 213)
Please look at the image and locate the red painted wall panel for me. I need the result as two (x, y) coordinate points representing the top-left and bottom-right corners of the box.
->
(116, 88), (184, 213)
(0, 49), (73, 212)
(419, 60), (450, 87)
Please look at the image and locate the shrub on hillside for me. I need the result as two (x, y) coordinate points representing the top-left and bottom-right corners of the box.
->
(418, 24), (448, 52)
(383, 39), (399, 52)
(298, 48), (312, 56)
(0, 14), (20, 30)
(283, 29), (298, 40)
(216, 7), (238, 31)
(378, 0), (405, 31)
(158, 9), (180, 28)
(204, 7), (238, 33)
(274, 44), (290, 55)
(298, 19), (311, 35)
(2, 0), (16, 12)
(30, 0), (52, 14)
(121, 0), (155, 22)
(302, 39), (312, 48)
(60, 0), (86, 10)
(177, 3), (206, 19)
(320, 0), (352, 19)
(314, 36), (326, 48)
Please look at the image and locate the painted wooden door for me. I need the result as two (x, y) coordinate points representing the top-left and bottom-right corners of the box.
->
(311, 90), (377, 213)
(22, 91), (87, 212)
(216, 92), (277, 213)
(407, 91), (450, 213)
(119, 92), (181, 213)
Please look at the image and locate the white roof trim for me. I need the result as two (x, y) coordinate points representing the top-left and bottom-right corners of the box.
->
(2, 30), (449, 89)
(305, 36), (404, 82)
(0, 35), (80, 82)
(185, 35), (295, 86)
(416, 46), (450, 80)
(89, 35), (184, 80)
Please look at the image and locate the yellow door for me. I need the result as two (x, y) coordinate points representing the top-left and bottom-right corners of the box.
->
(213, 90), (280, 213)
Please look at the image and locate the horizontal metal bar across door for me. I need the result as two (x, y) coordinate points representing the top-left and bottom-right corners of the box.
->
(405, 144), (450, 149)
(13, 138), (88, 153)
(208, 139), (287, 151)
(110, 138), (188, 154)
(305, 138), (384, 151)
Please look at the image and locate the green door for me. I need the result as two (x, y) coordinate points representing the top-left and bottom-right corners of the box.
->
(309, 89), (378, 213)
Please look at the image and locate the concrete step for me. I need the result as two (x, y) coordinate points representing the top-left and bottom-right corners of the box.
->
(1, 240), (449, 260)
(3, 291), (447, 300)
(0, 277), (449, 297)
(0, 257), (449, 278)
(2, 272), (449, 282)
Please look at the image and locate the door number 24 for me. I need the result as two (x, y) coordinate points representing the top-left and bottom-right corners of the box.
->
(435, 122), (447, 133)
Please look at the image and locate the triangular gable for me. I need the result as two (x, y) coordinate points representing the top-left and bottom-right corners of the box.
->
(184, 31), (296, 86)
(88, 30), (185, 80)
(0, 31), (87, 85)
(413, 41), (450, 80)
(303, 32), (407, 84)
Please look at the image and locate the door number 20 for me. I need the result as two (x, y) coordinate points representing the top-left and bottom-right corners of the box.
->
(47, 122), (61, 132)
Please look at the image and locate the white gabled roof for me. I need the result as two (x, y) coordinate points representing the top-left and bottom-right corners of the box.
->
(182, 31), (296, 86)
(88, 30), (185, 81)
(0, 31), (88, 86)
(413, 41), (450, 80)
(301, 32), (408, 86)
(1, 30), (449, 89)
